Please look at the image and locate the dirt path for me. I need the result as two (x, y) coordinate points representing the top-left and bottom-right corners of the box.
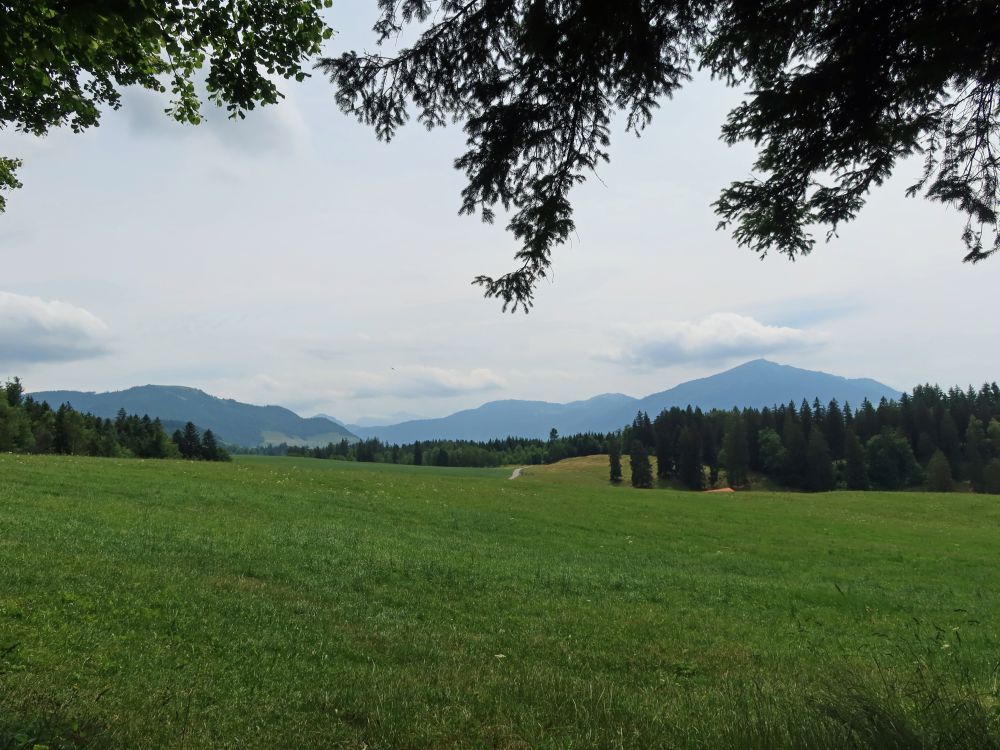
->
(508, 467), (526, 480)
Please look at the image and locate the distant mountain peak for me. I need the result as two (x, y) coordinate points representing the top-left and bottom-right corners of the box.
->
(351, 360), (901, 442)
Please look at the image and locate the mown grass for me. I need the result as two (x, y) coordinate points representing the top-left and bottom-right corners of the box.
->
(1, 454), (998, 749)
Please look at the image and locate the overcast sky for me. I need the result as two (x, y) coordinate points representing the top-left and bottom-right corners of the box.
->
(1, 6), (996, 423)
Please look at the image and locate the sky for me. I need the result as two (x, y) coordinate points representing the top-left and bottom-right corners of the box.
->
(1, 6), (997, 424)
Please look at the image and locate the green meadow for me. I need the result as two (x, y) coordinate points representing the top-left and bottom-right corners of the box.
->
(1, 454), (998, 749)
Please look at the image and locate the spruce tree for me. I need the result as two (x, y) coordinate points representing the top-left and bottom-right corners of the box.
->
(844, 430), (869, 490)
(926, 450), (954, 492)
(781, 419), (808, 489)
(609, 438), (623, 484)
(677, 428), (703, 490)
(653, 412), (673, 480)
(413, 441), (423, 466)
(824, 400), (846, 459)
(629, 440), (653, 489)
(805, 430), (835, 492)
(178, 421), (202, 459)
(722, 412), (749, 488)
(965, 416), (987, 491)
(939, 411), (962, 478)
(201, 429), (229, 461)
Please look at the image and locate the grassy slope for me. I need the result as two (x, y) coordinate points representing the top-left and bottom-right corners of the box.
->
(1, 454), (998, 749)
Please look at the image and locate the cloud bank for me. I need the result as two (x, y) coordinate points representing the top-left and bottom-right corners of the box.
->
(605, 313), (818, 367)
(0, 292), (112, 365)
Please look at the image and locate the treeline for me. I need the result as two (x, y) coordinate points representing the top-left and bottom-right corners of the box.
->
(170, 421), (231, 462)
(0, 378), (229, 461)
(234, 430), (610, 468)
(615, 383), (1000, 493)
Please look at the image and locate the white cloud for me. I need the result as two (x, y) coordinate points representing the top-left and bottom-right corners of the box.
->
(0, 292), (112, 365)
(604, 313), (819, 367)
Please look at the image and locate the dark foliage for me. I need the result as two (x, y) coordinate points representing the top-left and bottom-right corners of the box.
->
(322, 0), (1000, 310)
(629, 440), (654, 489)
(608, 437), (623, 483)
(926, 449), (954, 492)
(254, 431), (615, 469)
(0, 378), (178, 459)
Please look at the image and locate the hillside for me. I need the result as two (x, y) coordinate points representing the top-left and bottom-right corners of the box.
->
(29, 385), (358, 447)
(352, 359), (901, 442)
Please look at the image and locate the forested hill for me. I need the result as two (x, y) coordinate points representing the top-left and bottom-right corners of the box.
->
(634, 359), (901, 415)
(29, 385), (357, 448)
(351, 360), (901, 443)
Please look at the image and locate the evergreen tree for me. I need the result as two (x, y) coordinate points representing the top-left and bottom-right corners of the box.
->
(798, 399), (813, 438)
(631, 412), (655, 450)
(629, 441), (653, 489)
(200, 429), (229, 461)
(781, 418), (808, 489)
(844, 430), (869, 490)
(608, 438), (623, 484)
(965, 416), (988, 491)
(824, 399), (846, 459)
(982, 459), (1000, 495)
(176, 421), (202, 459)
(805, 430), (835, 492)
(989, 419), (1000, 458)
(53, 404), (83, 455)
(653, 411), (674, 480)
(0, 397), (13, 452)
(413, 440), (423, 466)
(722, 412), (749, 488)
(939, 411), (962, 478)
(677, 428), (703, 490)
(926, 450), (954, 492)
(3, 377), (23, 407)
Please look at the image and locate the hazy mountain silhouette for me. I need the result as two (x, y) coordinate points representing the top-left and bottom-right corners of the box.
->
(351, 360), (901, 442)
(32, 360), (900, 446)
(30, 385), (358, 447)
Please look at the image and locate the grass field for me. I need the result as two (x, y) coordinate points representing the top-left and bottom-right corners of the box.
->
(2, 454), (999, 749)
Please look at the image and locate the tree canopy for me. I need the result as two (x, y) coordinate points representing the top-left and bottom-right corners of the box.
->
(0, 0), (332, 210)
(321, 0), (1000, 310)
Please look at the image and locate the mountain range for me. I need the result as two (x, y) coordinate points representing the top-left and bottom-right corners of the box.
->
(29, 385), (357, 448)
(31, 360), (901, 447)
(345, 359), (902, 442)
